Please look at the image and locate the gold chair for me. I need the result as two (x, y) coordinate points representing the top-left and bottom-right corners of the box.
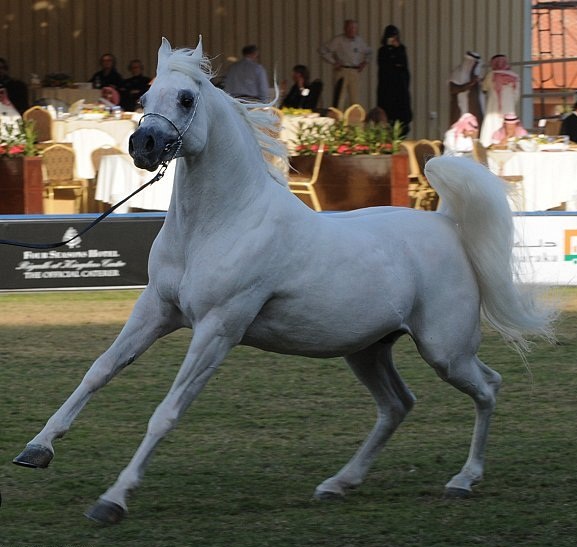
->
(343, 103), (366, 126)
(41, 144), (89, 213)
(472, 139), (489, 166)
(326, 106), (344, 121)
(91, 145), (125, 176)
(23, 105), (53, 143)
(413, 139), (441, 210)
(288, 142), (325, 211)
(400, 140), (421, 206)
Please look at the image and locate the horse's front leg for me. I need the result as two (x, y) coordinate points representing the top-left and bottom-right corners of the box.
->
(13, 287), (181, 469)
(84, 314), (239, 524)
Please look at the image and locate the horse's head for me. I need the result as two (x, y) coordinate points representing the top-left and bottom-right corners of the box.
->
(129, 37), (209, 171)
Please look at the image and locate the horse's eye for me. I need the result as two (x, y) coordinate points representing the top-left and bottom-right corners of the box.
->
(180, 96), (194, 108)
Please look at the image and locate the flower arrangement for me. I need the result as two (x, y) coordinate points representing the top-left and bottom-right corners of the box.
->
(292, 119), (405, 156)
(0, 119), (38, 158)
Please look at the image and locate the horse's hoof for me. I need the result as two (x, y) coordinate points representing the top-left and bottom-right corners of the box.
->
(314, 491), (344, 501)
(444, 486), (472, 499)
(13, 444), (54, 468)
(85, 498), (126, 525)
(313, 487), (345, 501)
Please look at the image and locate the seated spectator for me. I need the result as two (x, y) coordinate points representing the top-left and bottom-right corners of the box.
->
(443, 112), (479, 157)
(281, 65), (322, 110)
(90, 53), (124, 90)
(491, 112), (528, 145)
(99, 86), (120, 106)
(561, 101), (577, 143)
(121, 59), (150, 111)
(0, 57), (29, 114)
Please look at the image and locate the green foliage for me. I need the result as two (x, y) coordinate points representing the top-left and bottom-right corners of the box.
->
(0, 289), (575, 546)
(0, 118), (38, 157)
(293, 119), (405, 156)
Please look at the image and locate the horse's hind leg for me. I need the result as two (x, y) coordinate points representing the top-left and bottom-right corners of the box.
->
(13, 287), (181, 468)
(315, 340), (415, 499)
(438, 355), (502, 496)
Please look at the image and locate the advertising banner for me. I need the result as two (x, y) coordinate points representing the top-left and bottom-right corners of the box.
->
(1, 212), (577, 291)
(513, 213), (577, 285)
(0, 214), (164, 290)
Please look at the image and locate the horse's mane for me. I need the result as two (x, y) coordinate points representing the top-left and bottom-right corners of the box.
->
(160, 46), (289, 187)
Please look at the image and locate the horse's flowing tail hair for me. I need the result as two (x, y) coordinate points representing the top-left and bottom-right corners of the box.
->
(425, 156), (556, 354)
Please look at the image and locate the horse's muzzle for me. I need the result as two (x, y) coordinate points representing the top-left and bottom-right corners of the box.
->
(129, 126), (176, 171)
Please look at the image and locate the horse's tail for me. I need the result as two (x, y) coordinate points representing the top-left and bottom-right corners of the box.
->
(425, 156), (556, 353)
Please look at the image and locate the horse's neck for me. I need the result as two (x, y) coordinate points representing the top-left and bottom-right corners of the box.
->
(171, 108), (270, 226)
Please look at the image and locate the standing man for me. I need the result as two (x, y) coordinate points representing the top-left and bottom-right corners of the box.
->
(224, 45), (269, 103)
(319, 19), (372, 111)
(448, 51), (484, 126)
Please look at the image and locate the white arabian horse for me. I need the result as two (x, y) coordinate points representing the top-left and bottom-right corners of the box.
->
(14, 38), (554, 524)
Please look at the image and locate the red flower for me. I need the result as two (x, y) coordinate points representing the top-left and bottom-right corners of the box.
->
(8, 144), (25, 155)
(337, 144), (352, 154)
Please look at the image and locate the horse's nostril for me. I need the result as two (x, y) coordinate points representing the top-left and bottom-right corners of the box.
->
(145, 135), (155, 152)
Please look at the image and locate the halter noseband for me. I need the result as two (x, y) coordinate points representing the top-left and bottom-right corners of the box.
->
(138, 94), (200, 162)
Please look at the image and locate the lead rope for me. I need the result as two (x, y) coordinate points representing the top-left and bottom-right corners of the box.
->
(0, 160), (171, 250)
(0, 97), (199, 250)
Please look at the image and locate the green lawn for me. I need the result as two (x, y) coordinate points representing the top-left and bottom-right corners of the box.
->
(0, 289), (575, 547)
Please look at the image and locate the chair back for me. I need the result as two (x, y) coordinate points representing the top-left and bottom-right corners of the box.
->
(91, 145), (125, 174)
(344, 103), (366, 126)
(472, 139), (488, 166)
(23, 106), (53, 142)
(41, 144), (76, 182)
(414, 139), (441, 177)
(326, 107), (344, 121)
(412, 140), (441, 211)
(400, 140), (420, 179)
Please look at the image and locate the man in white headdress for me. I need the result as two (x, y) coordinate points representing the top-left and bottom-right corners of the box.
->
(448, 51), (484, 126)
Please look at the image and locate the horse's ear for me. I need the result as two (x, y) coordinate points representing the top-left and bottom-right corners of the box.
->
(157, 37), (172, 71)
(191, 35), (203, 63)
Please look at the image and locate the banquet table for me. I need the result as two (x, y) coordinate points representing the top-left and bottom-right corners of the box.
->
(487, 149), (577, 211)
(280, 114), (334, 152)
(53, 118), (138, 179)
(95, 154), (175, 212)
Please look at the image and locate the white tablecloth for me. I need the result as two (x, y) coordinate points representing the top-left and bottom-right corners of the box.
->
(488, 150), (577, 211)
(54, 119), (137, 179)
(95, 154), (175, 212)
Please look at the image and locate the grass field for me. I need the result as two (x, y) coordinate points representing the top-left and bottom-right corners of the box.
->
(0, 289), (575, 547)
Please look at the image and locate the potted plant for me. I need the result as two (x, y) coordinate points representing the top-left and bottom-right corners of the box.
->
(0, 118), (43, 214)
(290, 120), (410, 211)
